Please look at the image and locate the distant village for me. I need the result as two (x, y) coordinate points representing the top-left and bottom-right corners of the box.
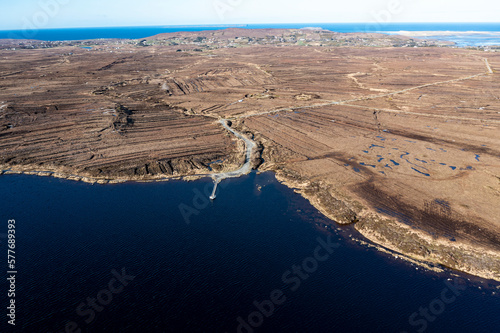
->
(1, 29), (499, 52)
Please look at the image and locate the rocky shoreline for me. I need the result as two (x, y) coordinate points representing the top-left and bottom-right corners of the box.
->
(3, 152), (500, 282)
(273, 168), (500, 282)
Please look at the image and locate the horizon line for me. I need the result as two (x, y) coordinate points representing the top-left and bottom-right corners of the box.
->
(1, 22), (499, 32)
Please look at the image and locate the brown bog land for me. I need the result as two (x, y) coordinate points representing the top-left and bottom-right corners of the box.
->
(1, 29), (499, 280)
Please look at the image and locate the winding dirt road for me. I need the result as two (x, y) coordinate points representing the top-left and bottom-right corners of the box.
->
(209, 119), (257, 199)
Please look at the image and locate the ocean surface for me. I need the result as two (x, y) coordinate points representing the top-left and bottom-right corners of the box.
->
(1, 23), (500, 46)
(1, 172), (499, 332)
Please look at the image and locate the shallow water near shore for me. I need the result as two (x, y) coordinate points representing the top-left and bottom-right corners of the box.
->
(1, 172), (499, 332)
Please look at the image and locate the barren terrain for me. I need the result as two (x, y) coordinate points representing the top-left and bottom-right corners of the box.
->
(1, 29), (500, 280)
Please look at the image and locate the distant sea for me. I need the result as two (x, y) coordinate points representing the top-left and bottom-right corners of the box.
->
(1, 23), (500, 46)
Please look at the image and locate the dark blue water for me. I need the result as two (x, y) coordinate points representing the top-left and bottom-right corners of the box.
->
(1, 23), (500, 46)
(1, 172), (499, 332)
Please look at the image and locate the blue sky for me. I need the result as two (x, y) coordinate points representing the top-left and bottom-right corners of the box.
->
(0, 0), (499, 30)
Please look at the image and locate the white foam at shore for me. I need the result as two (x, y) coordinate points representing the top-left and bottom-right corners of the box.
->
(386, 30), (500, 37)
